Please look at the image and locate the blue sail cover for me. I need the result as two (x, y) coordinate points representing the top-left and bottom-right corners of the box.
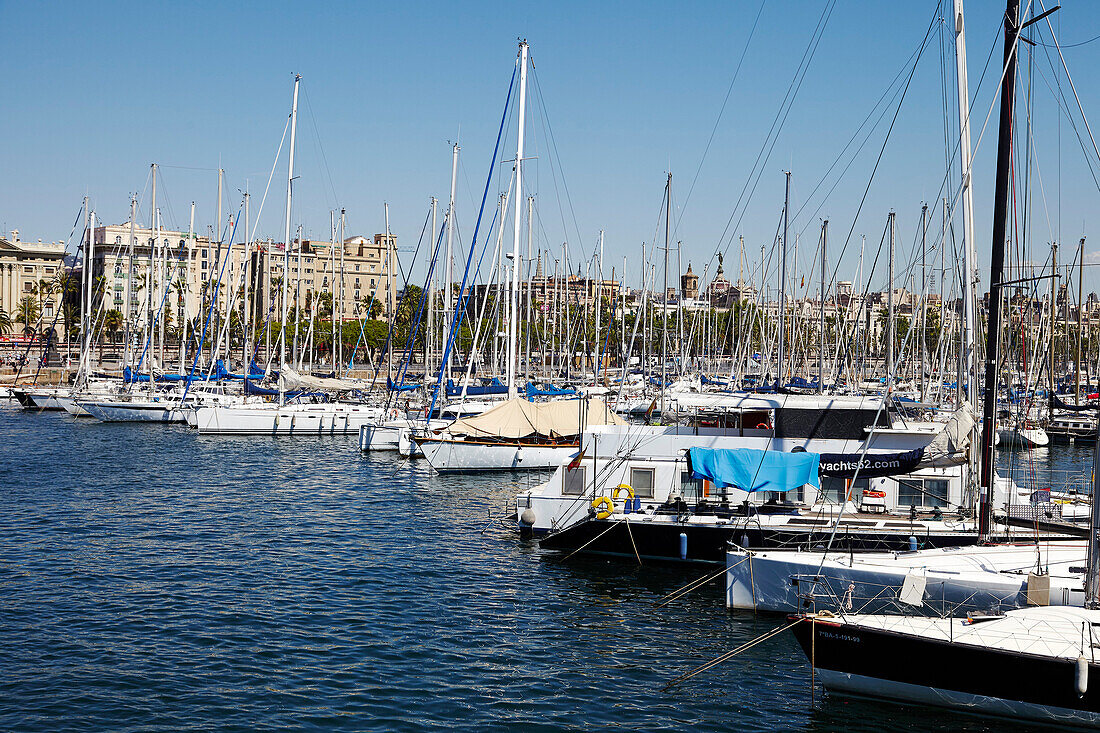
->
(445, 378), (509, 397)
(124, 359), (230, 383)
(388, 377), (420, 393)
(524, 383), (576, 398)
(687, 447), (820, 493)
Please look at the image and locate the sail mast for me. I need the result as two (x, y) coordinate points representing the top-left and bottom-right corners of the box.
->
(978, 0), (1021, 540)
(506, 40), (529, 398)
(279, 74), (300, 405)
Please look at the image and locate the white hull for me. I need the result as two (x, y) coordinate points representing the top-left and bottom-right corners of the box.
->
(998, 426), (1050, 448)
(28, 390), (68, 410)
(195, 402), (385, 435)
(420, 438), (576, 472)
(56, 395), (93, 417)
(726, 543), (1086, 613)
(359, 418), (446, 451)
(80, 400), (193, 423)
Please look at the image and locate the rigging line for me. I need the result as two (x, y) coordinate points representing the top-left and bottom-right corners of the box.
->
(822, 7), (939, 305)
(1031, 30), (1100, 49)
(248, 114), (292, 248)
(1036, 3), (1100, 193)
(301, 86), (342, 211)
(530, 66), (585, 258)
(712, 0), (836, 258)
(671, 0), (766, 238)
(792, 39), (923, 238)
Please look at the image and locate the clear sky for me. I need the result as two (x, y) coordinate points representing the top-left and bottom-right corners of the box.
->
(4, 0), (1100, 294)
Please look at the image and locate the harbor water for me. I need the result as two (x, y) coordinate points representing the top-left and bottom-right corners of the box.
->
(0, 401), (1084, 731)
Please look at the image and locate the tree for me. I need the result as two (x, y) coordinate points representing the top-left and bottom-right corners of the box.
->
(0, 308), (11, 337)
(17, 296), (40, 335)
(103, 309), (123, 343)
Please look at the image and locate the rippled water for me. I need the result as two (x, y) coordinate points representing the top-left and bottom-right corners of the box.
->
(0, 401), (1072, 731)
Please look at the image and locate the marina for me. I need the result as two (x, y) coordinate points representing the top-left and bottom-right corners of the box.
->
(7, 0), (1100, 729)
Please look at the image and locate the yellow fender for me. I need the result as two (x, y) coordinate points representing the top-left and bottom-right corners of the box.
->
(613, 484), (634, 501)
(591, 496), (614, 519)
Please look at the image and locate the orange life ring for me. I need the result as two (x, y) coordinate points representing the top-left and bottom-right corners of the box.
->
(756, 422), (770, 430)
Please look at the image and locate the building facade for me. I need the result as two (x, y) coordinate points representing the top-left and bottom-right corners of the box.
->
(0, 230), (68, 337)
(92, 222), (396, 335)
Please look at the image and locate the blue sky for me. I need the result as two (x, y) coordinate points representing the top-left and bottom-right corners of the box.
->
(4, 0), (1100, 293)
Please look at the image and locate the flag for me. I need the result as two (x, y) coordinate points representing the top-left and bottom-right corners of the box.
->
(645, 399), (658, 420)
(567, 449), (586, 471)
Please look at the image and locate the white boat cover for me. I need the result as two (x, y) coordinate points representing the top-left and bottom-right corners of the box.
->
(441, 397), (625, 439)
(279, 364), (370, 393)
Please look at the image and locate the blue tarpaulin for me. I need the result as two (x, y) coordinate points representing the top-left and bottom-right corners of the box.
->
(687, 447), (820, 493)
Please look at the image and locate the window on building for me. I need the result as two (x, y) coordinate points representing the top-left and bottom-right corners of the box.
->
(897, 478), (948, 508)
(115, 236), (122, 245)
(630, 467), (656, 498)
(24, 282), (34, 292)
(370, 278), (376, 287)
(355, 264), (360, 271)
(44, 305), (54, 319)
(354, 278), (360, 286)
(45, 267), (55, 274)
(354, 290), (360, 299)
(23, 265), (33, 273)
(370, 265), (376, 272)
(563, 467), (586, 495)
(201, 249), (208, 258)
(820, 477), (870, 504)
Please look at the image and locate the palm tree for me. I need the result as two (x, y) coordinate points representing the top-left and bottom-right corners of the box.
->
(0, 308), (12, 337)
(17, 296), (40, 336)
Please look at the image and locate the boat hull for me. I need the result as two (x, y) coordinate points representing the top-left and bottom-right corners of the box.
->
(538, 515), (1001, 564)
(792, 616), (1100, 727)
(419, 438), (576, 472)
(80, 400), (192, 423)
(195, 403), (384, 435)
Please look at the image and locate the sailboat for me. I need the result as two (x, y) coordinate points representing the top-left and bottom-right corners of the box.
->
(789, 2), (1100, 725)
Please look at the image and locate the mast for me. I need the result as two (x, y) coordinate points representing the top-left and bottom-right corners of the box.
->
(80, 199), (92, 381)
(279, 74), (300, 404)
(920, 203), (928, 401)
(1078, 236), (1085, 405)
(595, 230), (603, 379)
(779, 171), (790, 388)
(954, 0), (980, 408)
(819, 220), (827, 394)
(385, 203), (393, 381)
(506, 40), (529, 399)
(243, 190), (251, 371)
(216, 167), (224, 339)
(182, 201), (194, 373)
(122, 195), (137, 373)
(978, 0), (1021, 541)
(1050, 241), (1058, 407)
(525, 196), (534, 379)
(661, 173), (671, 419)
(887, 211), (896, 393)
(427, 197), (437, 385)
(445, 142), (459, 382)
(148, 163), (157, 387)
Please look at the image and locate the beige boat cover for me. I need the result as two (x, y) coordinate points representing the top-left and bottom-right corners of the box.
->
(921, 400), (977, 467)
(279, 364), (370, 393)
(442, 397), (625, 439)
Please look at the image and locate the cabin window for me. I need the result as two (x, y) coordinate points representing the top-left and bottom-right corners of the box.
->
(680, 470), (704, 502)
(820, 476), (869, 504)
(897, 478), (948, 508)
(630, 467), (655, 498)
(563, 466), (586, 496)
